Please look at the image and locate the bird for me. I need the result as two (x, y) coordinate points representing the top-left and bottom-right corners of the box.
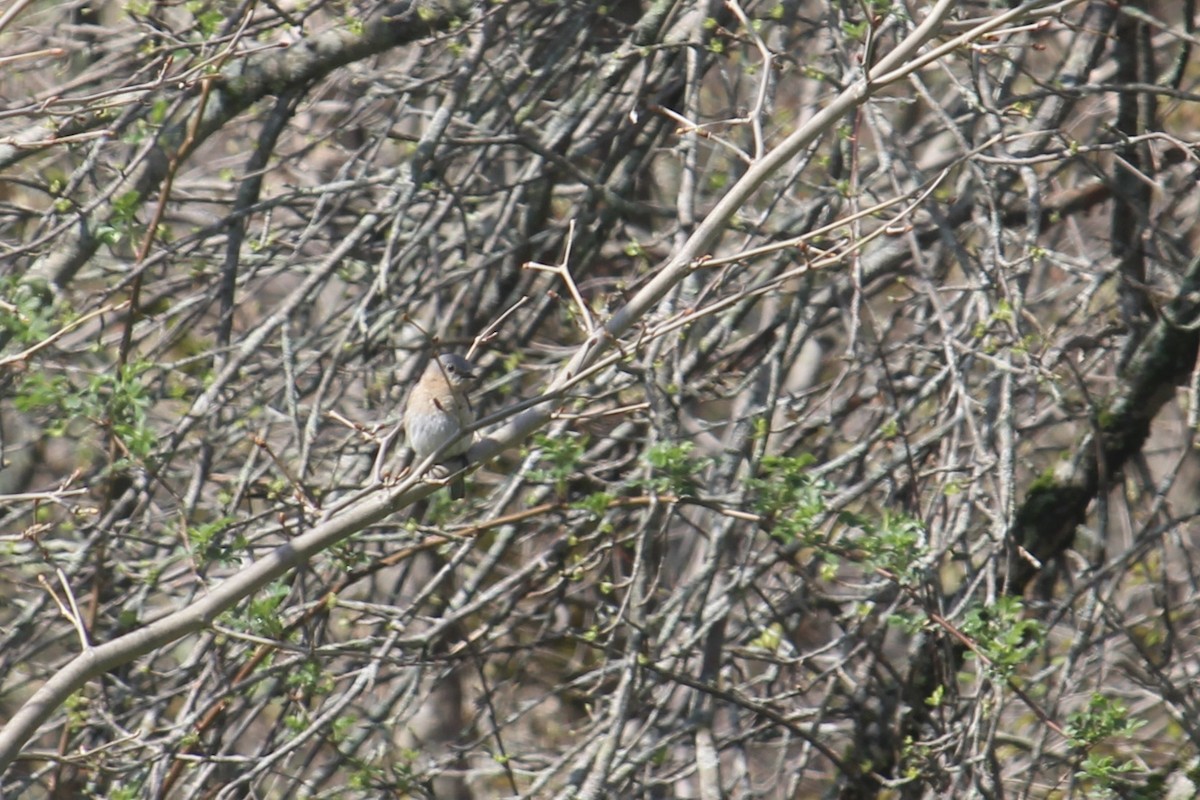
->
(402, 353), (478, 498)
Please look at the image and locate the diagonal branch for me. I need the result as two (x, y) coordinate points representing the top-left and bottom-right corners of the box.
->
(1009, 253), (1200, 591)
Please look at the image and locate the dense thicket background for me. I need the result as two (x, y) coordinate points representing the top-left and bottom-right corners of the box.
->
(3, 0), (1200, 797)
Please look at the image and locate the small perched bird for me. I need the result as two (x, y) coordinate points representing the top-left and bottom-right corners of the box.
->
(403, 353), (477, 498)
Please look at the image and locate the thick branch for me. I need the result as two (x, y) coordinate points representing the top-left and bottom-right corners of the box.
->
(1009, 253), (1200, 590)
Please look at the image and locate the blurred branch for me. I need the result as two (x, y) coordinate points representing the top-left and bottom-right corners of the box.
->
(1009, 253), (1200, 591)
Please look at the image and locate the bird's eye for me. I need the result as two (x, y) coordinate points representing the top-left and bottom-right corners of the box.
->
(446, 364), (456, 373)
